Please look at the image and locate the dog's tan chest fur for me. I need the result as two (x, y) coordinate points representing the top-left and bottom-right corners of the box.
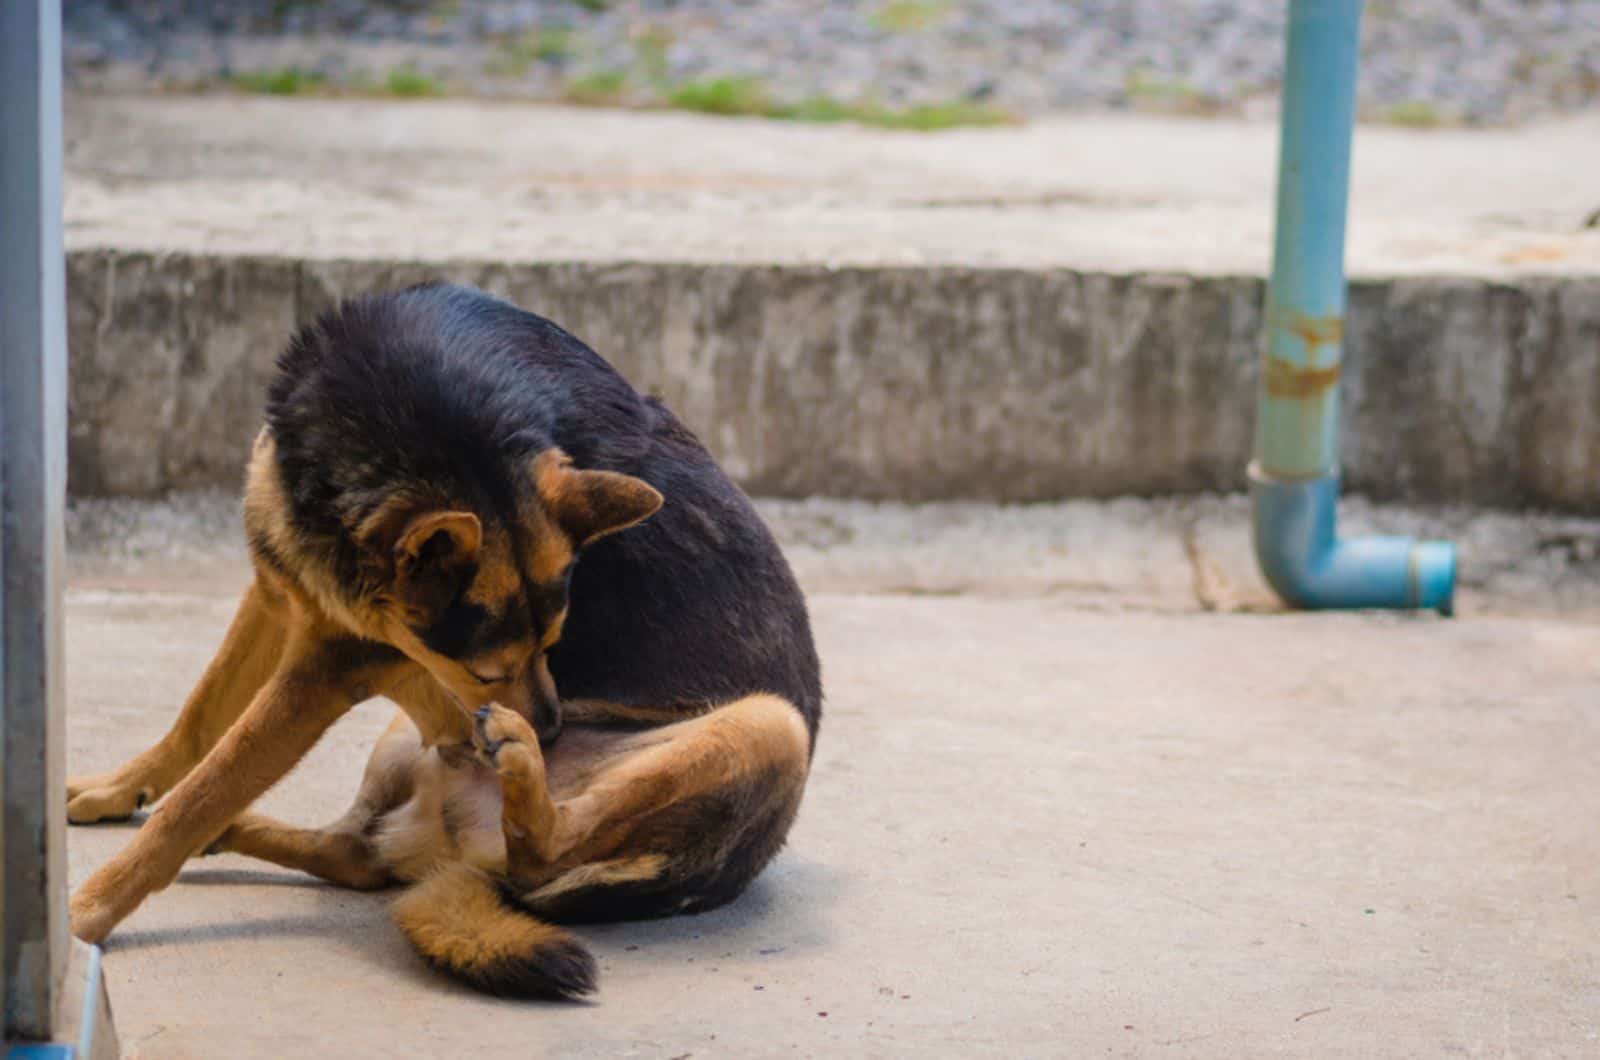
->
(375, 752), (507, 881)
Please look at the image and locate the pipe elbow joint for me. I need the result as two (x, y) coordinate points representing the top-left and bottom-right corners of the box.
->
(1249, 464), (1455, 614)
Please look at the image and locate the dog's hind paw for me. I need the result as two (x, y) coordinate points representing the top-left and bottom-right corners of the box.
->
(472, 704), (539, 773)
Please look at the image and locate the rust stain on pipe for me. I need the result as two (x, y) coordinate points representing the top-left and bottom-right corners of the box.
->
(1274, 310), (1344, 347)
(1264, 356), (1341, 399)
(1266, 310), (1344, 398)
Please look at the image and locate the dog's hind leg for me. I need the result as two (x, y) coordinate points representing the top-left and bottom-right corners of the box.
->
(206, 812), (392, 889)
(205, 711), (424, 889)
(68, 579), (289, 824)
(473, 694), (811, 917)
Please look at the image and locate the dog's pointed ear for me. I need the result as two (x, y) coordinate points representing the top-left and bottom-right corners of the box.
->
(359, 502), (482, 618)
(393, 510), (482, 576)
(533, 449), (662, 548)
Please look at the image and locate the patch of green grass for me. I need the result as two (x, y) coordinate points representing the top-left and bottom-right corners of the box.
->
(1124, 69), (1216, 115)
(230, 67), (325, 96)
(564, 69), (629, 105)
(571, 0), (610, 11)
(484, 27), (577, 78)
(775, 94), (1011, 130)
(1379, 100), (1443, 128)
(870, 0), (953, 33)
(666, 76), (771, 117)
(534, 27), (579, 62)
(384, 65), (441, 97)
(860, 100), (1011, 130)
(783, 95), (860, 123)
(662, 80), (1013, 130)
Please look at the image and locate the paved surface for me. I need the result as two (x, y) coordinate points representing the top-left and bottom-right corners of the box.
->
(65, 499), (1600, 1057)
(64, 95), (1600, 276)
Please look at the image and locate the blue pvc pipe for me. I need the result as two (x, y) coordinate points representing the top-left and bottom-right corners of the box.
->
(1252, 472), (1456, 612)
(1251, 0), (1456, 613)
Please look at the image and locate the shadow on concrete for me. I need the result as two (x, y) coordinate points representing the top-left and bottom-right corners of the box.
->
(108, 908), (386, 954)
(581, 853), (845, 959)
(105, 891), (465, 994)
(174, 867), (361, 889)
(108, 852), (845, 1004)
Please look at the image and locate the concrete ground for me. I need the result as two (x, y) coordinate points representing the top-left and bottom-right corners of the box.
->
(65, 497), (1600, 1058)
(64, 95), (1600, 276)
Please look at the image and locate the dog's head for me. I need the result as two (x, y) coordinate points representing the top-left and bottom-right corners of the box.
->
(362, 448), (661, 743)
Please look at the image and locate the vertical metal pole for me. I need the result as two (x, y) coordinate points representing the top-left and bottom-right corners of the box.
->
(1, 0), (71, 1040)
(1248, 0), (1455, 612)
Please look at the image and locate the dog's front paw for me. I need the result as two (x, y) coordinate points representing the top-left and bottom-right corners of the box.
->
(472, 704), (540, 773)
(66, 773), (154, 824)
(69, 889), (117, 945)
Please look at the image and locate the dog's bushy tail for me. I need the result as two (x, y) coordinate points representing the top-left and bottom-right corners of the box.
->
(391, 863), (596, 1000)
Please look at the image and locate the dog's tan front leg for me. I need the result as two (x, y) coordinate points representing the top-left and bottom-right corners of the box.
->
(68, 580), (288, 823)
(69, 633), (401, 943)
(387, 665), (476, 750)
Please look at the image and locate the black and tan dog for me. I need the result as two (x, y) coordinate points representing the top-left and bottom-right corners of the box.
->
(67, 284), (822, 998)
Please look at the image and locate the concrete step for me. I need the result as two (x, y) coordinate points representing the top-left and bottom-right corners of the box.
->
(63, 97), (1600, 508)
(65, 249), (1600, 509)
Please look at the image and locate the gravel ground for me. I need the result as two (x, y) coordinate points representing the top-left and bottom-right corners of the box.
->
(65, 0), (1600, 124)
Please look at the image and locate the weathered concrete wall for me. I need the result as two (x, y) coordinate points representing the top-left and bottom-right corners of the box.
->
(64, 249), (1600, 510)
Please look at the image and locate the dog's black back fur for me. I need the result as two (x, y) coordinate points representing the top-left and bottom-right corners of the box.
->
(265, 284), (821, 741)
